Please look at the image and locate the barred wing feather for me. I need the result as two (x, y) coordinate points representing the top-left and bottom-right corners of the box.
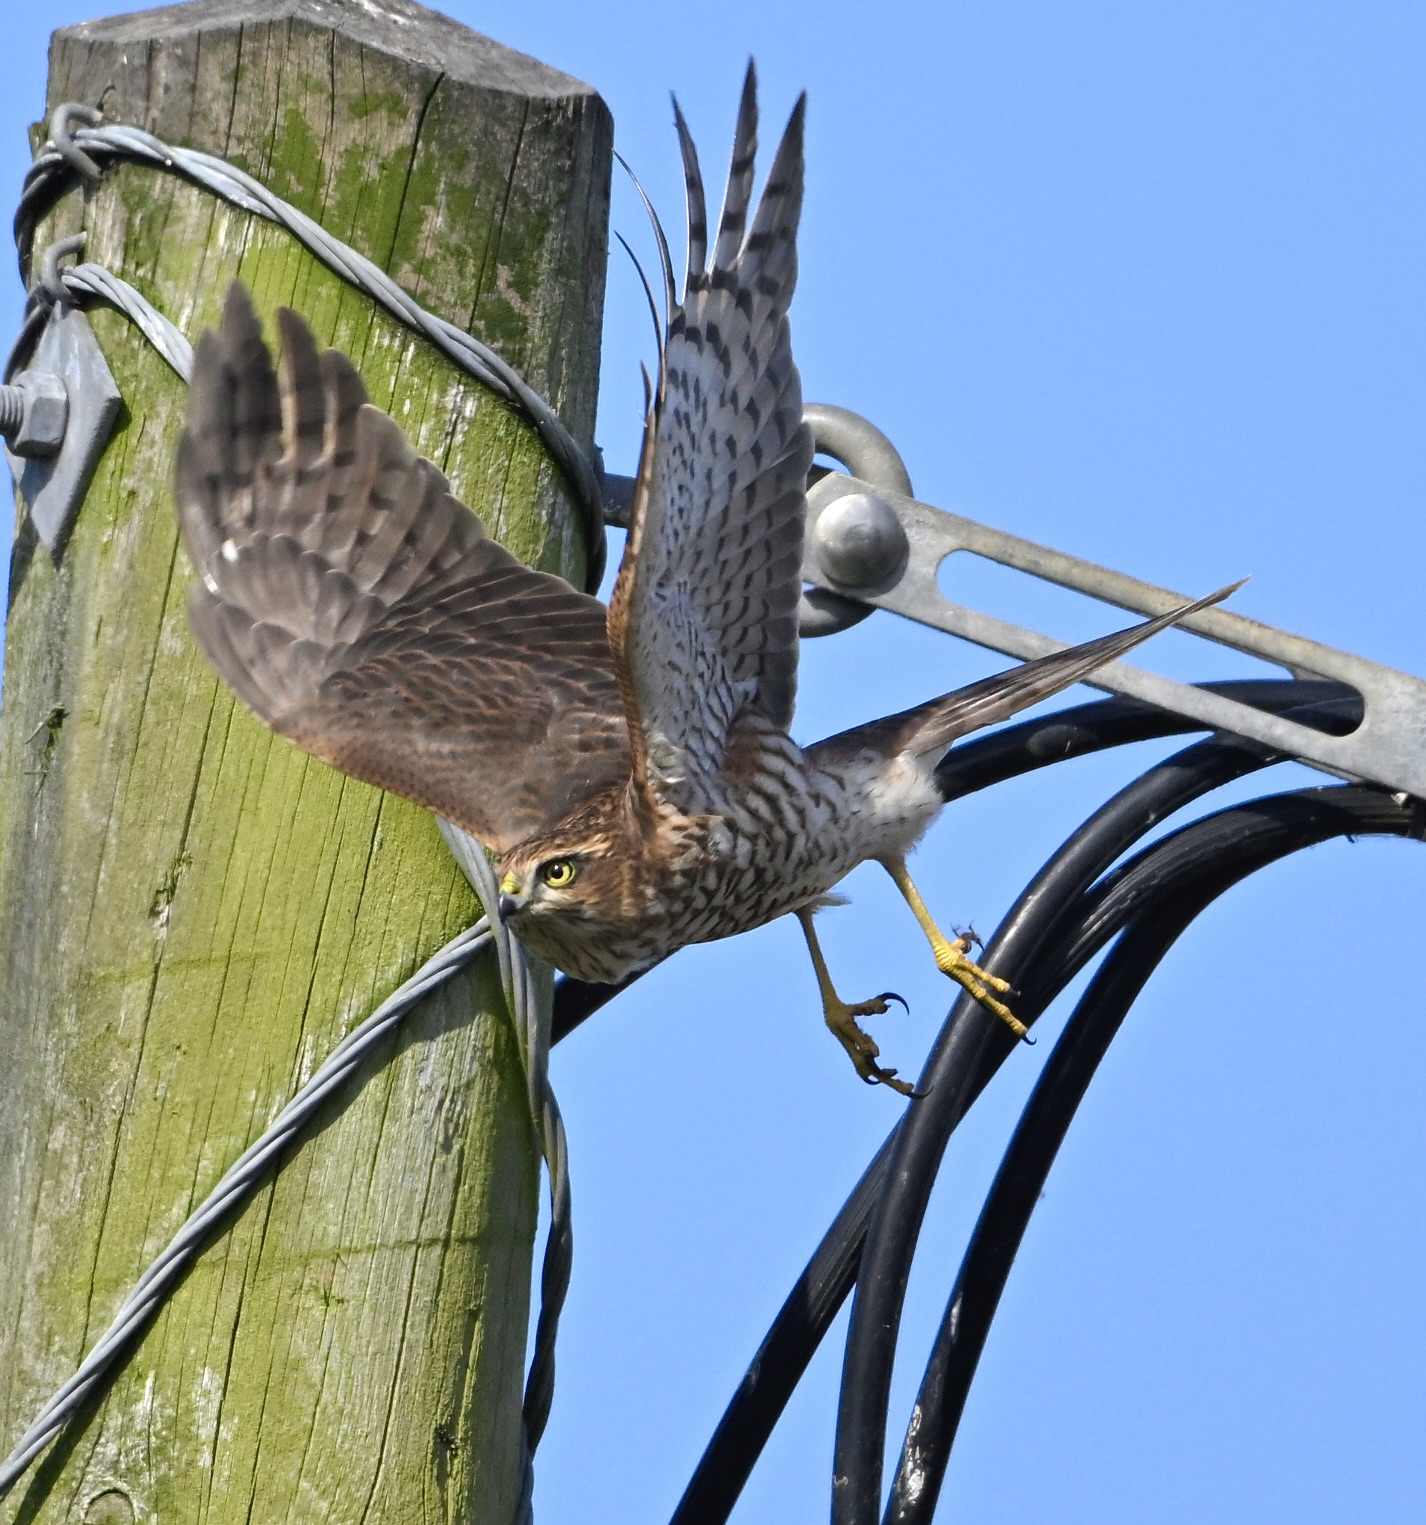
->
(609, 66), (814, 811)
(175, 285), (630, 855)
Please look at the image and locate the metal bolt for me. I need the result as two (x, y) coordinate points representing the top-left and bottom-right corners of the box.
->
(812, 491), (910, 592)
(0, 372), (69, 458)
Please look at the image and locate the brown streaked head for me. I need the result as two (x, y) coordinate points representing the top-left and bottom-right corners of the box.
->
(496, 815), (626, 925)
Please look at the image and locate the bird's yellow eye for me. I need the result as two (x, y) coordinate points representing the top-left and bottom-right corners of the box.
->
(539, 859), (578, 888)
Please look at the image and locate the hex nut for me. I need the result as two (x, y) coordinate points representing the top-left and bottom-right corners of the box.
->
(11, 372), (69, 457)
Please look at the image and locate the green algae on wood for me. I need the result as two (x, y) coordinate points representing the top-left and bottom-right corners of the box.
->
(0, 1), (611, 1519)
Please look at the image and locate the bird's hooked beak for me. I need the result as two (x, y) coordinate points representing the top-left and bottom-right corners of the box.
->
(497, 871), (522, 923)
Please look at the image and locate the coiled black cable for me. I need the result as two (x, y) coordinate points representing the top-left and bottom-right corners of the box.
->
(883, 784), (1422, 1523)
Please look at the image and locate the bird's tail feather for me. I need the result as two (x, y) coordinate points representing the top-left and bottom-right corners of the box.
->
(905, 580), (1245, 755)
(814, 581), (1245, 764)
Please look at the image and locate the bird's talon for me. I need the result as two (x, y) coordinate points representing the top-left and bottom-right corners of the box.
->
(877, 990), (910, 1013)
(872, 1066), (916, 1097)
(954, 955), (1013, 996)
(823, 994), (919, 1094)
(942, 961), (1030, 1042)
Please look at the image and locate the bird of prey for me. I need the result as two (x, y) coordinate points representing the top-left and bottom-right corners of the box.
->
(175, 67), (1234, 1095)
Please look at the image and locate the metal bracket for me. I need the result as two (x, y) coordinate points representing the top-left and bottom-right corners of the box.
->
(802, 460), (1426, 799)
(4, 305), (121, 557)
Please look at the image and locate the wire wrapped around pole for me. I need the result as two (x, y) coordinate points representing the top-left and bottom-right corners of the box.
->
(438, 823), (574, 1506)
(0, 923), (493, 1501)
(16, 109), (609, 587)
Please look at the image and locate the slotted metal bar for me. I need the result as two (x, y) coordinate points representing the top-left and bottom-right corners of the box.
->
(800, 470), (1426, 798)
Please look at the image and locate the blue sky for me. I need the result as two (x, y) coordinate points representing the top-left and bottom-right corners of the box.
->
(3, 2), (1425, 1521)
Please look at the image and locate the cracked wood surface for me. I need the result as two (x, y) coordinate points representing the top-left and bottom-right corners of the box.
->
(0, 1), (611, 1519)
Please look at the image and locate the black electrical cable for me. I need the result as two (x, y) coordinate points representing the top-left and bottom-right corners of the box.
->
(885, 894), (1210, 1525)
(668, 1129), (902, 1525)
(552, 686), (1384, 1525)
(831, 712), (1360, 1525)
(884, 785), (1423, 1524)
(666, 684), (1357, 1525)
(552, 969), (641, 1046)
(1053, 786), (1419, 988)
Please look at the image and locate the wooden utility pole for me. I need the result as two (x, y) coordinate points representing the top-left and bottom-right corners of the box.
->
(0, 1), (610, 1518)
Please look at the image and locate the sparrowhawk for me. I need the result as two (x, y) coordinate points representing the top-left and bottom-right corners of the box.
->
(174, 66), (1234, 1094)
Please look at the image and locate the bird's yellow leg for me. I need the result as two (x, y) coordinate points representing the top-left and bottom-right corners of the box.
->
(795, 907), (915, 1096)
(879, 857), (1031, 1043)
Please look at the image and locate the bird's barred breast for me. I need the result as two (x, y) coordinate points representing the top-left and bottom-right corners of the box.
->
(671, 748), (946, 944)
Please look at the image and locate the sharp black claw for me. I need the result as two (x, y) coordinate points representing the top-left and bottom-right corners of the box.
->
(1020, 1029), (1036, 1046)
(877, 991), (909, 1013)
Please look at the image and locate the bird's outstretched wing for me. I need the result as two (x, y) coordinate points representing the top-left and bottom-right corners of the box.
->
(175, 285), (630, 855)
(608, 64), (815, 812)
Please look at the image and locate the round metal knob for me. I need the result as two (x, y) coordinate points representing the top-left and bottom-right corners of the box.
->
(812, 491), (909, 592)
(798, 405), (913, 637)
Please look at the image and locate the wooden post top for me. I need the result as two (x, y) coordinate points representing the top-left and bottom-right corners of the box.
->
(56, 0), (598, 100)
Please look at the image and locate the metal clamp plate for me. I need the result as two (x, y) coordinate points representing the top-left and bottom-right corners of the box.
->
(5, 306), (122, 556)
(803, 471), (1426, 799)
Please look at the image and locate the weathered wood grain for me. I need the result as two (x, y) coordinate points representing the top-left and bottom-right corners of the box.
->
(0, 2), (611, 1518)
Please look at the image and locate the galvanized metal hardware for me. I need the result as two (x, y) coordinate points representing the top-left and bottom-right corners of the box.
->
(4, 304), (121, 557)
(802, 452), (1426, 799)
(808, 491), (909, 592)
(0, 373), (68, 458)
(798, 404), (915, 637)
(47, 101), (105, 184)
